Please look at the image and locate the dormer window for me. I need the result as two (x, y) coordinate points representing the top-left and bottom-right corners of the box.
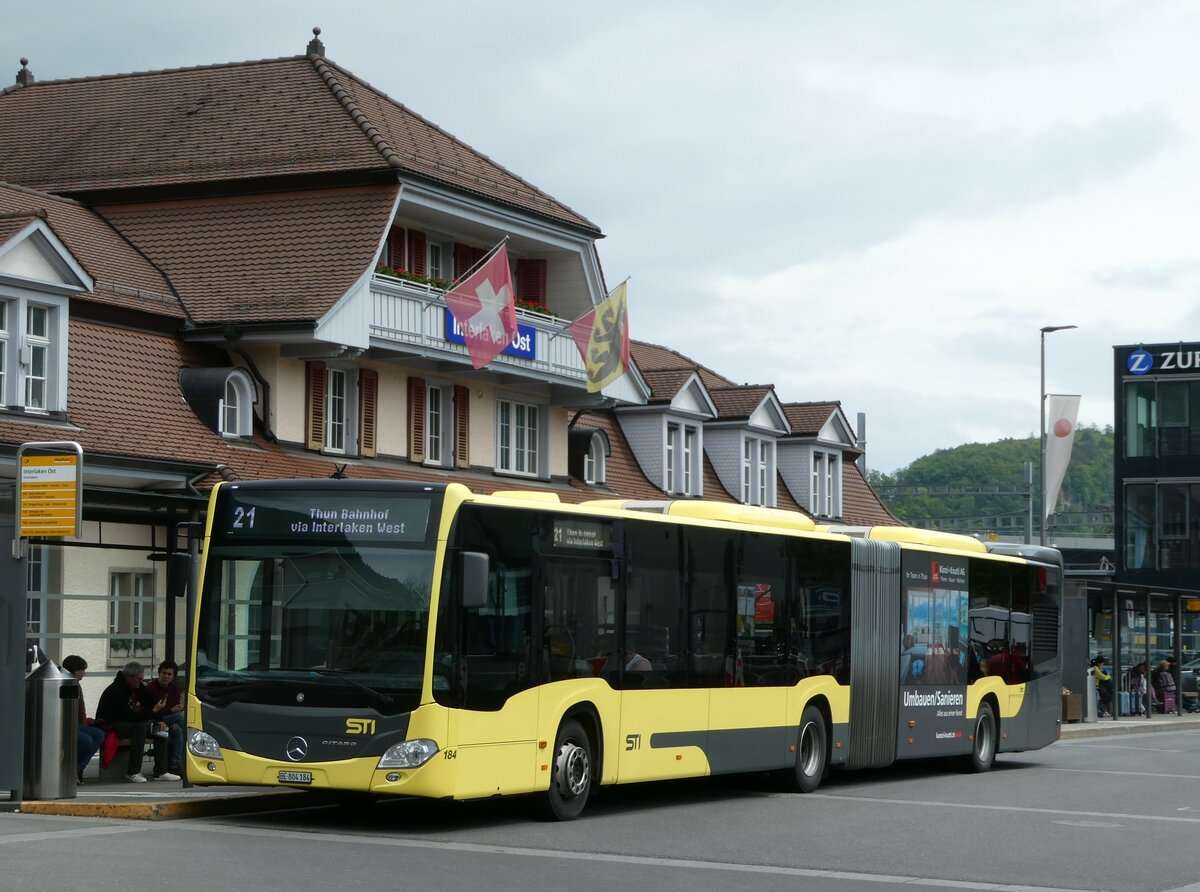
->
(181, 367), (258, 440)
(666, 421), (701, 496)
(811, 450), (841, 518)
(742, 435), (774, 506)
(583, 434), (606, 484)
(0, 295), (67, 414)
(221, 371), (256, 438)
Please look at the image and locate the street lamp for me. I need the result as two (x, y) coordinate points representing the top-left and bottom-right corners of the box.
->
(1040, 324), (1077, 545)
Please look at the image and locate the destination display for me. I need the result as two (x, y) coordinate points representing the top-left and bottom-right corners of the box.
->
(551, 518), (611, 551)
(218, 490), (432, 544)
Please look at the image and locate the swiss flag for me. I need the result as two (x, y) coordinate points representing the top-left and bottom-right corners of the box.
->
(445, 244), (517, 369)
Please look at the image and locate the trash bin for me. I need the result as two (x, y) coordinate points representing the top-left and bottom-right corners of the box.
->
(23, 660), (80, 800)
(1083, 666), (1097, 723)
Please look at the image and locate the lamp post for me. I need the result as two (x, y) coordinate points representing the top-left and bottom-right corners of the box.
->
(1040, 324), (1077, 545)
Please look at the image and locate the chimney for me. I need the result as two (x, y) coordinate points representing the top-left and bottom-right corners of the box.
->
(306, 27), (325, 56)
(856, 411), (867, 476)
(14, 57), (33, 88)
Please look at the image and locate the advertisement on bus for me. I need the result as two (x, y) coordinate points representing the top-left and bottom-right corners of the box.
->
(898, 552), (970, 756)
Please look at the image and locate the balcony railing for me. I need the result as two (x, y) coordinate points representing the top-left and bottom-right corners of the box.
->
(370, 274), (587, 385)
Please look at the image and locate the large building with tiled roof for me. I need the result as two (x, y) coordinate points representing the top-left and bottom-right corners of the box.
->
(0, 34), (895, 728)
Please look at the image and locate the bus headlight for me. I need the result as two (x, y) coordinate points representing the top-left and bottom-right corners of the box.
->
(188, 729), (224, 760)
(377, 739), (438, 769)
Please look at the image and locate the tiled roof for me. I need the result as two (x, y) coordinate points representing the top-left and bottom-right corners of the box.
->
(630, 340), (733, 390)
(640, 368), (696, 405)
(0, 53), (597, 232)
(708, 385), (775, 421)
(97, 184), (399, 323)
(782, 401), (839, 437)
(841, 459), (901, 526)
(0, 182), (183, 317)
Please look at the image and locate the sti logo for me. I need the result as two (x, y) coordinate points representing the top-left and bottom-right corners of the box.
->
(931, 562), (940, 584)
(1127, 350), (1153, 375)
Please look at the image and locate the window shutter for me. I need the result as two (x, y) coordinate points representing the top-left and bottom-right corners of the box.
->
(516, 259), (547, 306)
(407, 376), (426, 464)
(408, 230), (427, 277)
(305, 361), (326, 451)
(358, 368), (379, 458)
(386, 227), (406, 269)
(454, 384), (470, 470)
(454, 243), (487, 278)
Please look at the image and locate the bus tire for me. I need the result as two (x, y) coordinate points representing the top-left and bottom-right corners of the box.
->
(790, 704), (828, 793)
(541, 719), (592, 821)
(964, 701), (997, 773)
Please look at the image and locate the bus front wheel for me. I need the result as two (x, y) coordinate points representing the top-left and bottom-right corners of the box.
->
(542, 719), (592, 821)
(964, 702), (997, 773)
(789, 704), (828, 793)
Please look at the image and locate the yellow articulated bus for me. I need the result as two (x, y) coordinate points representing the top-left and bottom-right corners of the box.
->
(179, 479), (1062, 820)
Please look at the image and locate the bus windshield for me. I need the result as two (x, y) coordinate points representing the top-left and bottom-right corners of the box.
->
(193, 483), (442, 714)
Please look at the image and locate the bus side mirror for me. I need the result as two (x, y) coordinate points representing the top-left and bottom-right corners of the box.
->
(461, 551), (489, 610)
(167, 553), (191, 599)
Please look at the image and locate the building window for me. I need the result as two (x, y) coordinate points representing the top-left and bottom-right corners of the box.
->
(326, 369), (347, 452)
(583, 434), (606, 485)
(666, 425), (678, 492)
(0, 295), (66, 414)
(428, 241), (451, 281)
(427, 385), (443, 464)
(25, 304), (48, 411)
(219, 370), (257, 438)
(683, 428), (695, 495)
(1123, 378), (1200, 458)
(497, 398), (539, 476)
(811, 450), (840, 517)
(743, 436), (772, 506)
(666, 422), (699, 496)
(109, 570), (155, 661)
(25, 544), (49, 659)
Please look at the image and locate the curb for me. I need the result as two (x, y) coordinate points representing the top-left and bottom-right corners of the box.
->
(13, 790), (325, 821)
(1060, 719), (1200, 740)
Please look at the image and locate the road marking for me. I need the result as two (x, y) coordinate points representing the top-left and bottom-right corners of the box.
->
(1047, 767), (1200, 780)
(1057, 742), (1185, 753)
(187, 823), (1102, 892)
(1162, 884), (1200, 892)
(801, 792), (1200, 825)
(0, 825), (143, 846)
(1051, 821), (1121, 829)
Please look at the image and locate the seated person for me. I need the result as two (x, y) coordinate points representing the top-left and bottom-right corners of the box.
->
(95, 661), (177, 783)
(622, 644), (652, 672)
(62, 654), (106, 785)
(146, 660), (185, 776)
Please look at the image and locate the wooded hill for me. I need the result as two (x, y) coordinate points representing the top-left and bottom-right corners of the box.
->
(869, 426), (1114, 537)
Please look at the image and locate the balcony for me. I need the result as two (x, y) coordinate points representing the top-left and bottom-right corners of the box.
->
(369, 273), (588, 387)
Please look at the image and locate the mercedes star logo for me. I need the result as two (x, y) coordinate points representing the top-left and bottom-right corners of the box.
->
(285, 736), (308, 761)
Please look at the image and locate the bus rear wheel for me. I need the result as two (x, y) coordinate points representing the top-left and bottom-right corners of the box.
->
(964, 702), (997, 773)
(541, 719), (592, 821)
(784, 704), (828, 793)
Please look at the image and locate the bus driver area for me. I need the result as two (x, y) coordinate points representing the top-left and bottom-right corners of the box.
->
(171, 480), (1064, 820)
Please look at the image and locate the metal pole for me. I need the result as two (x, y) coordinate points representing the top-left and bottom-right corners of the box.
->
(1040, 330), (1046, 547)
(1039, 325), (1077, 546)
(1024, 461), (1033, 545)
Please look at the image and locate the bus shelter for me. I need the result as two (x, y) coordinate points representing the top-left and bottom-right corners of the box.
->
(1066, 577), (1200, 718)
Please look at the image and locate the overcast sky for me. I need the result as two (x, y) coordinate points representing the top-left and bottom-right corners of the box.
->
(6, 2), (1196, 474)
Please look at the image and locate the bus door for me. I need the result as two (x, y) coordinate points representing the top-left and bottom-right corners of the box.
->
(707, 531), (791, 774)
(447, 557), (540, 798)
(616, 523), (711, 783)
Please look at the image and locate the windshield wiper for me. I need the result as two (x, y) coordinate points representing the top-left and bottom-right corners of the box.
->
(277, 667), (396, 706)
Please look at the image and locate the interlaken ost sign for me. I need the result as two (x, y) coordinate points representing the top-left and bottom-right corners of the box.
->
(16, 441), (83, 539)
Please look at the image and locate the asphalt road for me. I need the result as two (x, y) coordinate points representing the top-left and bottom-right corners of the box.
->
(4, 730), (1200, 892)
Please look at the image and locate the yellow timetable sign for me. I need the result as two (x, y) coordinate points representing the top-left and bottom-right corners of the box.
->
(20, 453), (79, 537)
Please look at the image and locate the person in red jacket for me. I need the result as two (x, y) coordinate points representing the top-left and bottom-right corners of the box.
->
(146, 660), (184, 775)
(95, 662), (177, 782)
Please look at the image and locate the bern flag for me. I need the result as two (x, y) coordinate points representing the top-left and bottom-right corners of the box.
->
(569, 282), (631, 393)
(1044, 394), (1081, 522)
(444, 244), (517, 369)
